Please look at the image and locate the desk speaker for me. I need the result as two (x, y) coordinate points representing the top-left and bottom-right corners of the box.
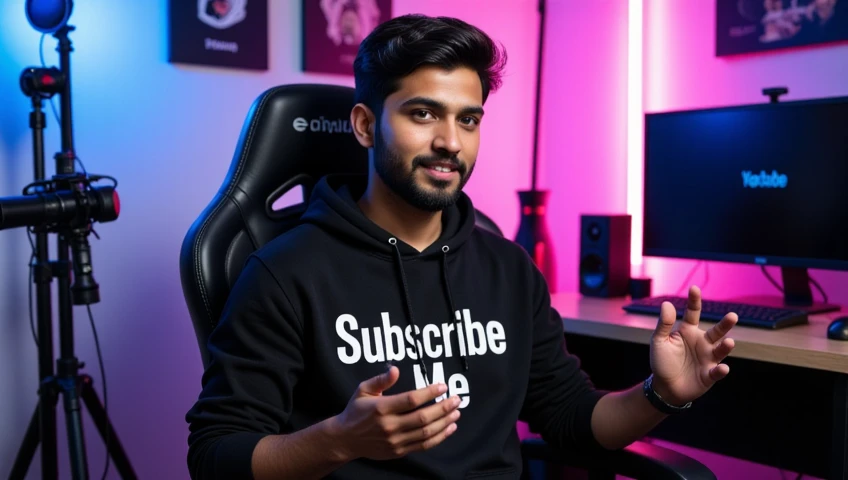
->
(579, 214), (631, 297)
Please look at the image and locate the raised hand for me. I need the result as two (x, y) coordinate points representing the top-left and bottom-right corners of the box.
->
(649, 285), (738, 406)
(331, 366), (461, 461)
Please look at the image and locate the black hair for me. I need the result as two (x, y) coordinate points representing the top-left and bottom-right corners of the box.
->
(353, 14), (507, 117)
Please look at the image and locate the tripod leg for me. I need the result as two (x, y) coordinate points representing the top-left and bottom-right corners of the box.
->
(58, 374), (90, 480)
(8, 403), (40, 480)
(9, 383), (61, 480)
(80, 375), (138, 480)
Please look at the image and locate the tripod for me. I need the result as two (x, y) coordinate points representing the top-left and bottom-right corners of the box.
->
(5, 25), (136, 480)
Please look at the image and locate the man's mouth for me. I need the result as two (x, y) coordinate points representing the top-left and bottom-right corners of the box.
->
(419, 160), (461, 181)
(419, 159), (460, 173)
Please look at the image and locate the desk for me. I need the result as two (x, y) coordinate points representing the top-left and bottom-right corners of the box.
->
(551, 292), (848, 480)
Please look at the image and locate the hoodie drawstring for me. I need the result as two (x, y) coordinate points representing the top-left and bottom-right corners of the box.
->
(389, 238), (430, 385)
(388, 238), (469, 386)
(441, 246), (469, 372)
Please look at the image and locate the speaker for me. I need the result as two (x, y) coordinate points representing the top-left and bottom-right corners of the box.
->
(579, 214), (631, 297)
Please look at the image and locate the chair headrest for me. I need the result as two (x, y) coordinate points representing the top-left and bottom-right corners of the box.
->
(180, 84), (368, 366)
(224, 83), (368, 214)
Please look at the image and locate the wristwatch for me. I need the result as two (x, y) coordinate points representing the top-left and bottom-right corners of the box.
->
(643, 374), (692, 414)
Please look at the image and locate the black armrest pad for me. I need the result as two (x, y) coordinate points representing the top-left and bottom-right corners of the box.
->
(521, 438), (716, 480)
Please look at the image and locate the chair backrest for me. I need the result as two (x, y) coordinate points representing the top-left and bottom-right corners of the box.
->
(179, 84), (502, 368)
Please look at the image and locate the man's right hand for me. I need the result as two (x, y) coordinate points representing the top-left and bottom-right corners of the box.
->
(328, 366), (462, 461)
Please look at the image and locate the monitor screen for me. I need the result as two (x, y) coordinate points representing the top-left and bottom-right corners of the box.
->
(643, 96), (848, 271)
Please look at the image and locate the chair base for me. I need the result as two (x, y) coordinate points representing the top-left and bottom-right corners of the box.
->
(520, 437), (717, 480)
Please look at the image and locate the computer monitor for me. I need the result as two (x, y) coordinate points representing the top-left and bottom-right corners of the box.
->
(642, 95), (848, 313)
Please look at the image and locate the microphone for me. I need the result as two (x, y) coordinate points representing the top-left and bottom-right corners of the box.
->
(0, 181), (119, 230)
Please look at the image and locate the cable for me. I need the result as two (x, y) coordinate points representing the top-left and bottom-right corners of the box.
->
(75, 155), (88, 174)
(83, 223), (109, 479)
(761, 266), (830, 303)
(760, 266), (783, 292)
(675, 261), (703, 296)
(27, 229), (39, 348)
(85, 304), (110, 480)
(808, 276), (828, 303)
(39, 34), (60, 130)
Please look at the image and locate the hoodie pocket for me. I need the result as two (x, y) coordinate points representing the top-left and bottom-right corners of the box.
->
(464, 467), (517, 479)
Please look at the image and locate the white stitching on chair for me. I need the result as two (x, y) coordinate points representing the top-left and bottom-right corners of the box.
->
(191, 88), (281, 329)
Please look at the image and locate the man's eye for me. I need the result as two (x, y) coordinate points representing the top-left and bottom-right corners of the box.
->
(413, 110), (433, 119)
(461, 116), (479, 125)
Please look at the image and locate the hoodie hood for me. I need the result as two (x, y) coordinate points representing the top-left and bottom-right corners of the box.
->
(300, 173), (478, 380)
(300, 174), (477, 259)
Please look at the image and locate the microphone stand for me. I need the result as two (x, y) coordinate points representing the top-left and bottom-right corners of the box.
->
(7, 25), (137, 480)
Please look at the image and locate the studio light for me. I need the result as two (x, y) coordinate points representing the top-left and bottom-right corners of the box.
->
(25, 0), (73, 34)
(4, 2), (138, 479)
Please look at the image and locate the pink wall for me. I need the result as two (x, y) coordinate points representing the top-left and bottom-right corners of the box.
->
(643, 0), (848, 308)
(540, 0), (631, 293)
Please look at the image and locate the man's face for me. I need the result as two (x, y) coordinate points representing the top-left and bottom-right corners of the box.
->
(372, 66), (484, 212)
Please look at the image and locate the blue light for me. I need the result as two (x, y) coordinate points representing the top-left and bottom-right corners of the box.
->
(25, 0), (72, 33)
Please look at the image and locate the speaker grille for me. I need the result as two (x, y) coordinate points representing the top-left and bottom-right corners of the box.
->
(579, 214), (631, 297)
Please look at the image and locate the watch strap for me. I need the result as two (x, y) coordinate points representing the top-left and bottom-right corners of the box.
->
(643, 374), (692, 414)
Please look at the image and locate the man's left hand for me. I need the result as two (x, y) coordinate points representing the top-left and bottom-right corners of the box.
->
(649, 285), (738, 406)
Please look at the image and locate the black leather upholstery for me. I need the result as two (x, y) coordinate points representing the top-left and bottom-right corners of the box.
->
(179, 84), (502, 368)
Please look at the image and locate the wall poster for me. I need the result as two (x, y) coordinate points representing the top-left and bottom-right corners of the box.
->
(716, 0), (848, 56)
(303, 0), (393, 75)
(169, 0), (268, 70)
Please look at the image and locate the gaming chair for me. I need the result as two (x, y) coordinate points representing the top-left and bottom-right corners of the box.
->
(178, 84), (716, 480)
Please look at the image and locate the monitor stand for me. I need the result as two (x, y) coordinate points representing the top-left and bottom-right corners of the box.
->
(732, 266), (841, 314)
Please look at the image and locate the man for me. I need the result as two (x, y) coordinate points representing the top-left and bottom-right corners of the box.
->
(185, 13), (738, 480)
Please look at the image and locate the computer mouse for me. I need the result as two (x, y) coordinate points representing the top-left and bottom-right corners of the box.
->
(827, 316), (848, 341)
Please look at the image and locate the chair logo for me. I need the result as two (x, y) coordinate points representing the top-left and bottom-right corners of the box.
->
(292, 117), (352, 134)
(741, 170), (788, 189)
(198, 0), (247, 30)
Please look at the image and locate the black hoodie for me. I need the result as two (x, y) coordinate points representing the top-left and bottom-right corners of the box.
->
(186, 174), (607, 480)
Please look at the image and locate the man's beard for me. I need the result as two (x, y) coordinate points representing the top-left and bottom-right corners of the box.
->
(373, 130), (474, 212)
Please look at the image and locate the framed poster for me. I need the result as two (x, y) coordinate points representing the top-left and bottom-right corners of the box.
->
(169, 0), (268, 70)
(716, 0), (848, 56)
(303, 0), (393, 75)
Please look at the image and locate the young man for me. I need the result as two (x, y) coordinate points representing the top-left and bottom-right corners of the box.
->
(185, 14), (738, 480)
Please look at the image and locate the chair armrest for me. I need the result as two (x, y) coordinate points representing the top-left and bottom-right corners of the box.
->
(521, 438), (716, 480)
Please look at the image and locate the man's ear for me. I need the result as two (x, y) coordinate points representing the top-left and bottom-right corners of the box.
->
(351, 103), (376, 148)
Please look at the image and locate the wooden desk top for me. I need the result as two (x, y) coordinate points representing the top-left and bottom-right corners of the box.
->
(551, 292), (848, 375)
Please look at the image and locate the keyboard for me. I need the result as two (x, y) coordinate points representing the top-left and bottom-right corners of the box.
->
(622, 296), (809, 330)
